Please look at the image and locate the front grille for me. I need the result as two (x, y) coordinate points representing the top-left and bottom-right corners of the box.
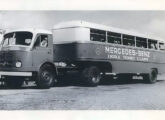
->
(0, 52), (14, 67)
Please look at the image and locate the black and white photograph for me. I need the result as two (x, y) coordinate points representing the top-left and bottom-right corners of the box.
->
(0, 11), (165, 111)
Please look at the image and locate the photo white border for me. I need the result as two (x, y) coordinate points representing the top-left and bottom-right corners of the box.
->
(0, 0), (165, 10)
(0, 0), (165, 120)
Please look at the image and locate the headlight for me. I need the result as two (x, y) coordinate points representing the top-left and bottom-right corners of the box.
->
(16, 61), (22, 68)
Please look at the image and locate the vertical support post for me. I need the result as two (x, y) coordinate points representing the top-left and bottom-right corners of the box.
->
(157, 41), (159, 50)
(106, 31), (108, 43)
(135, 36), (136, 47)
(147, 39), (149, 49)
(121, 34), (123, 45)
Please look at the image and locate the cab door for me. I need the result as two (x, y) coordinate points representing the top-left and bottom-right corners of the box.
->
(32, 34), (53, 70)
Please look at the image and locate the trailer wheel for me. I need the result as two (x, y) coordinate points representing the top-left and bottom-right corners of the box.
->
(81, 66), (101, 87)
(37, 64), (55, 89)
(5, 77), (24, 89)
(143, 69), (157, 83)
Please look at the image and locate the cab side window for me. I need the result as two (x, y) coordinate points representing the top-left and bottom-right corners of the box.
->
(34, 35), (48, 48)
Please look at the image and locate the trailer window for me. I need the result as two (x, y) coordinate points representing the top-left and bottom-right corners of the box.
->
(123, 34), (135, 46)
(148, 39), (158, 50)
(90, 29), (106, 42)
(159, 42), (165, 50)
(107, 32), (121, 44)
(136, 37), (147, 48)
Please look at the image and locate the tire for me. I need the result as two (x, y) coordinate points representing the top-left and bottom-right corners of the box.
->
(81, 66), (101, 87)
(36, 64), (55, 89)
(143, 69), (157, 84)
(5, 77), (24, 89)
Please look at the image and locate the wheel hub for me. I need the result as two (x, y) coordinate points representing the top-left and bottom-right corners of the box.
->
(42, 71), (52, 82)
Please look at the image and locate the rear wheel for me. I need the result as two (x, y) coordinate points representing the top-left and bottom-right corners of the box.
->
(81, 66), (101, 87)
(5, 77), (24, 89)
(143, 69), (157, 83)
(36, 64), (56, 89)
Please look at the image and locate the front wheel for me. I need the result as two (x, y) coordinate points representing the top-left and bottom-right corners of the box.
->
(36, 64), (56, 89)
(81, 66), (101, 87)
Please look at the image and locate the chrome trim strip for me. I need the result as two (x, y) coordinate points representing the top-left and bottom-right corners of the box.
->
(0, 71), (32, 76)
(105, 73), (116, 75)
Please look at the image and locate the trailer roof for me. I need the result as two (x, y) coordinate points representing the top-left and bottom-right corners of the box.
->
(53, 20), (164, 42)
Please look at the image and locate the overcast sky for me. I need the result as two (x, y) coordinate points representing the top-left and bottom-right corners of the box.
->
(0, 11), (165, 40)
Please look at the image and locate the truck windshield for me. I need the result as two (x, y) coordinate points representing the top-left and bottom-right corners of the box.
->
(3, 32), (33, 47)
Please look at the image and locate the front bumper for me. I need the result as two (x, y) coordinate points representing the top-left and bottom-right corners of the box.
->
(0, 71), (32, 77)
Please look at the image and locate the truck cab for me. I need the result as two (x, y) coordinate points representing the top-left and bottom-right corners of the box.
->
(0, 29), (56, 88)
